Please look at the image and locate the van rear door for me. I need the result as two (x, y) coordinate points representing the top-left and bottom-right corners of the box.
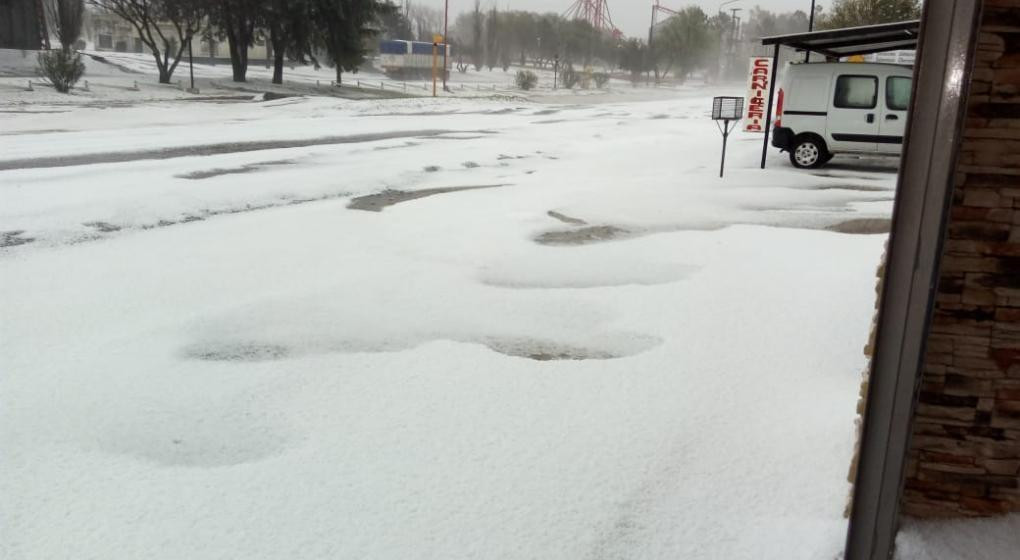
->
(826, 74), (881, 153)
(878, 75), (912, 154)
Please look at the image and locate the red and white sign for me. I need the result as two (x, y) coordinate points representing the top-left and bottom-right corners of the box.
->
(744, 57), (773, 133)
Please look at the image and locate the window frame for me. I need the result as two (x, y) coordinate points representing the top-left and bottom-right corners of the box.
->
(834, 74), (880, 110)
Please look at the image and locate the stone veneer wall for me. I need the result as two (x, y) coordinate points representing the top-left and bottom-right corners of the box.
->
(901, 0), (1020, 518)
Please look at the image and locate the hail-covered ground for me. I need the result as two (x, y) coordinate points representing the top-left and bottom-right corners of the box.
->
(6, 54), (1010, 560)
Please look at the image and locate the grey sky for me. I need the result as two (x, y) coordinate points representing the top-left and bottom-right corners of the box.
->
(415, 1), (816, 38)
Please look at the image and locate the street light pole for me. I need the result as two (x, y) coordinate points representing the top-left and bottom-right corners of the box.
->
(188, 36), (195, 92)
(442, 0), (449, 92)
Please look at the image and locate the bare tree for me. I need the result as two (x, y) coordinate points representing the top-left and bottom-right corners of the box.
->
(88, 0), (205, 84)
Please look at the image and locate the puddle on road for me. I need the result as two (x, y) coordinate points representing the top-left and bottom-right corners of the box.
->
(348, 185), (506, 212)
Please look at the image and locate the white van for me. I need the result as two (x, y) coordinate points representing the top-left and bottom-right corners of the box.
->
(771, 62), (914, 168)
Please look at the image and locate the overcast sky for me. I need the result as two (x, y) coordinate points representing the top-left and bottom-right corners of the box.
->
(416, 1), (816, 38)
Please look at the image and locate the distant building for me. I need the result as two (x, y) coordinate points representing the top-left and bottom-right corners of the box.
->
(83, 7), (271, 64)
(0, 0), (48, 50)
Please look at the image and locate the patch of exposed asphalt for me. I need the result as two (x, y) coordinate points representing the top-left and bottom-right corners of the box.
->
(0, 109), (70, 114)
(808, 184), (890, 192)
(356, 110), (463, 117)
(825, 218), (892, 234)
(84, 221), (122, 233)
(535, 226), (630, 246)
(0, 130), (471, 171)
(348, 185), (507, 212)
(373, 141), (421, 152)
(1, 231), (35, 248)
(418, 134), (489, 141)
(0, 128), (71, 136)
(809, 173), (889, 181)
(547, 211), (588, 226)
(534, 119), (569, 125)
(175, 160), (295, 180)
(2, 191), (353, 254)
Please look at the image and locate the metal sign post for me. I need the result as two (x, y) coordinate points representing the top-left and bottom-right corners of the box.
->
(712, 96), (743, 178)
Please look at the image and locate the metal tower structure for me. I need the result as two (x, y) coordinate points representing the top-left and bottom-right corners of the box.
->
(564, 0), (622, 38)
(648, 0), (679, 45)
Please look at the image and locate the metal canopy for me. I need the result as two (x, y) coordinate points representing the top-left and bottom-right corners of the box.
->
(761, 20), (920, 58)
(758, 20), (921, 169)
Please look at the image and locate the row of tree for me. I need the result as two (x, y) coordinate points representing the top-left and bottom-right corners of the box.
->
(42, 0), (921, 93)
(446, 4), (620, 73)
(438, 0), (919, 84)
(87, 0), (399, 85)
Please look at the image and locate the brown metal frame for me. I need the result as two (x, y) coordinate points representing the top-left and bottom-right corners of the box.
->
(843, 1), (982, 559)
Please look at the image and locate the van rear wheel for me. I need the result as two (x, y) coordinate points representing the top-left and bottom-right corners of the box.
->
(789, 136), (830, 169)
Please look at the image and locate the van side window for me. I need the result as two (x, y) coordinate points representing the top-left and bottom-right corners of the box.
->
(886, 77), (912, 111)
(834, 75), (878, 109)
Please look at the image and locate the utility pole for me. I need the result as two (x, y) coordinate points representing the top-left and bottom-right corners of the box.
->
(717, 1), (740, 80)
(443, 0), (449, 91)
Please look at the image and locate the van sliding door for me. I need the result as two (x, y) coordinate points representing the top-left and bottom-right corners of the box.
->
(827, 75), (880, 153)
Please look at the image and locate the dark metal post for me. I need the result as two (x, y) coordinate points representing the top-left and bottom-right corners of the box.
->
(188, 37), (195, 92)
(719, 120), (731, 178)
(806, 0), (816, 62)
(759, 43), (780, 169)
(553, 55), (559, 90)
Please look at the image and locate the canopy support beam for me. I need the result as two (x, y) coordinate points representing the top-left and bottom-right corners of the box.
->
(760, 43), (780, 169)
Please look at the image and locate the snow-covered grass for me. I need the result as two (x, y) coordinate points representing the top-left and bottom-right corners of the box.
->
(3, 89), (1006, 559)
(1, 48), (694, 107)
